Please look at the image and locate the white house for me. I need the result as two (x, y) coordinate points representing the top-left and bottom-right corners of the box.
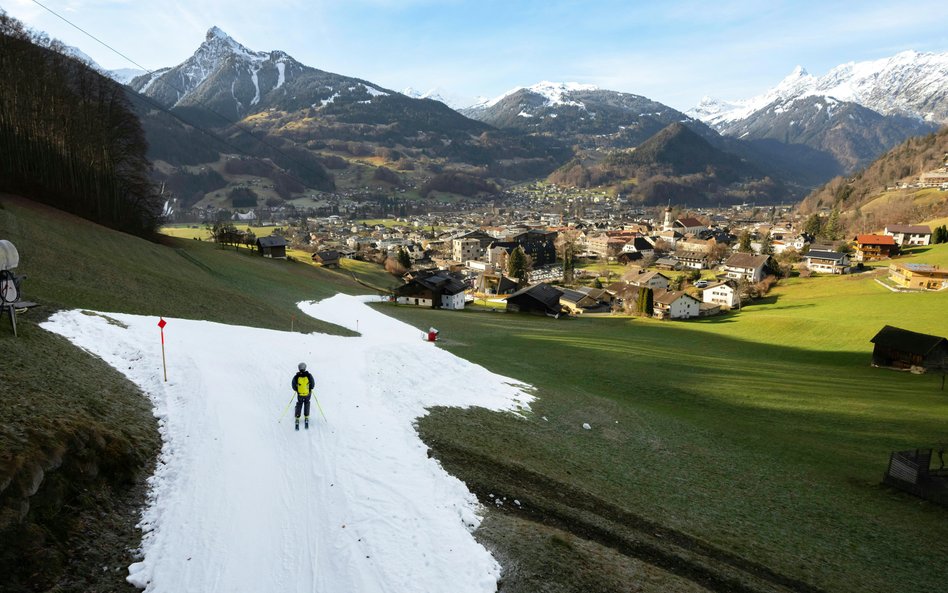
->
(702, 281), (740, 310)
(804, 250), (850, 274)
(883, 225), (932, 247)
(724, 253), (772, 283)
(441, 290), (466, 310)
(622, 267), (670, 291)
(653, 290), (701, 319)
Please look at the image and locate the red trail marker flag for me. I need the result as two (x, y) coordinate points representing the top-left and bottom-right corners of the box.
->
(158, 317), (168, 382)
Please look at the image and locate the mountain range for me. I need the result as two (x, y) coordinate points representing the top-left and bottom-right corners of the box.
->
(123, 27), (571, 207)
(689, 51), (948, 171)
(460, 81), (719, 149)
(84, 27), (948, 208)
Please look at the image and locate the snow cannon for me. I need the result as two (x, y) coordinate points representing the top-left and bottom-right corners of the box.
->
(0, 240), (18, 272)
(0, 240), (19, 303)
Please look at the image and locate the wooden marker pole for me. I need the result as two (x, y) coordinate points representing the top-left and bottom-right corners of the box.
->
(158, 317), (168, 382)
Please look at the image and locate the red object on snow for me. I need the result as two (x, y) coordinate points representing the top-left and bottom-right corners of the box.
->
(426, 328), (439, 342)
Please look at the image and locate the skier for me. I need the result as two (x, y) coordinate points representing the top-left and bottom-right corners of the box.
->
(291, 362), (315, 430)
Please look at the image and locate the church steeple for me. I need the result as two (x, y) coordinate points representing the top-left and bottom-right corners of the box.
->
(662, 206), (673, 233)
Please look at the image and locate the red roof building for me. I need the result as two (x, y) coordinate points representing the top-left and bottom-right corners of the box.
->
(853, 234), (898, 262)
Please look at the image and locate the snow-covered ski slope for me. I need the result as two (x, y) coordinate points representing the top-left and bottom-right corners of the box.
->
(42, 294), (533, 593)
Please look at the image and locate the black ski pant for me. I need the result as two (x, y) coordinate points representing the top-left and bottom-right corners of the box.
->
(294, 395), (311, 419)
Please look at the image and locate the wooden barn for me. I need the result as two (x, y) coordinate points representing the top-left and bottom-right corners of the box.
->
(312, 250), (341, 267)
(869, 325), (948, 373)
(505, 283), (566, 317)
(256, 235), (287, 259)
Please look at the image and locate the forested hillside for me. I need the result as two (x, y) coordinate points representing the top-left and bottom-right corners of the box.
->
(798, 126), (948, 231)
(0, 12), (161, 237)
(548, 123), (785, 205)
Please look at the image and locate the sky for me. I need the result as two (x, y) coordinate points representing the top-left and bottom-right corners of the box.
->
(42, 294), (534, 592)
(6, 0), (948, 110)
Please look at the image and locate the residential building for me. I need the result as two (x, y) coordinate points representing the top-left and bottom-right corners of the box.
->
(452, 237), (484, 262)
(804, 250), (850, 274)
(888, 263), (948, 290)
(702, 281), (740, 310)
(558, 288), (601, 315)
(883, 225), (932, 247)
(508, 229), (558, 266)
(586, 233), (630, 259)
(622, 267), (670, 291)
(394, 270), (468, 309)
(653, 290), (700, 319)
(918, 169), (948, 188)
(853, 234), (899, 261)
(724, 253), (772, 283)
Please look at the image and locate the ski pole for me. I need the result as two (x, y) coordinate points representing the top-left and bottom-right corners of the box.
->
(312, 394), (327, 422)
(279, 393), (296, 421)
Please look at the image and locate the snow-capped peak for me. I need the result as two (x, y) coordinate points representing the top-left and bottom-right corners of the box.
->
(691, 50), (948, 127)
(472, 81), (599, 110)
(201, 26), (266, 62)
(206, 26), (229, 42)
(526, 81), (599, 104)
(402, 87), (469, 109)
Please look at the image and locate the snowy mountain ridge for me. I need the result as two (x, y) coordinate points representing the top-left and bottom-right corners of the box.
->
(128, 26), (395, 118)
(691, 50), (948, 126)
(469, 81), (599, 111)
(400, 86), (467, 109)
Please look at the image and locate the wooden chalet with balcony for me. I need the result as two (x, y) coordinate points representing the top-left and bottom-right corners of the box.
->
(853, 234), (898, 262)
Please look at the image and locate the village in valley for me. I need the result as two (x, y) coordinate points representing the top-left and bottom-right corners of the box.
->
(170, 168), (948, 323)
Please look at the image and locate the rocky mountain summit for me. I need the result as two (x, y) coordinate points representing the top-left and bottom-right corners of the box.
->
(690, 51), (948, 171)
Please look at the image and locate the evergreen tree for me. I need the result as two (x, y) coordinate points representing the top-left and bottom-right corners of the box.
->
(507, 246), (529, 287)
(759, 231), (774, 255)
(737, 230), (753, 253)
(933, 225), (948, 244)
(638, 286), (653, 316)
(396, 246), (412, 269)
(804, 213), (823, 238)
(824, 207), (841, 241)
(555, 233), (577, 285)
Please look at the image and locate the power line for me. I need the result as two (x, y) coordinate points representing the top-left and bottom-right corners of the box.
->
(29, 0), (334, 199)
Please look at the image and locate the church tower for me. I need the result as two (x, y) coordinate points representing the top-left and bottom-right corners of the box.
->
(662, 206), (673, 233)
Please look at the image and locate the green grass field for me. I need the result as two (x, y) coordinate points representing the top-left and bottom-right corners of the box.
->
(159, 223), (287, 241)
(379, 246), (948, 593)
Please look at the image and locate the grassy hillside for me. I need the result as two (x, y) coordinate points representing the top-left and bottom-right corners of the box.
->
(379, 248), (948, 593)
(3, 192), (947, 592)
(0, 194), (363, 592)
(799, 126), (948, 224)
